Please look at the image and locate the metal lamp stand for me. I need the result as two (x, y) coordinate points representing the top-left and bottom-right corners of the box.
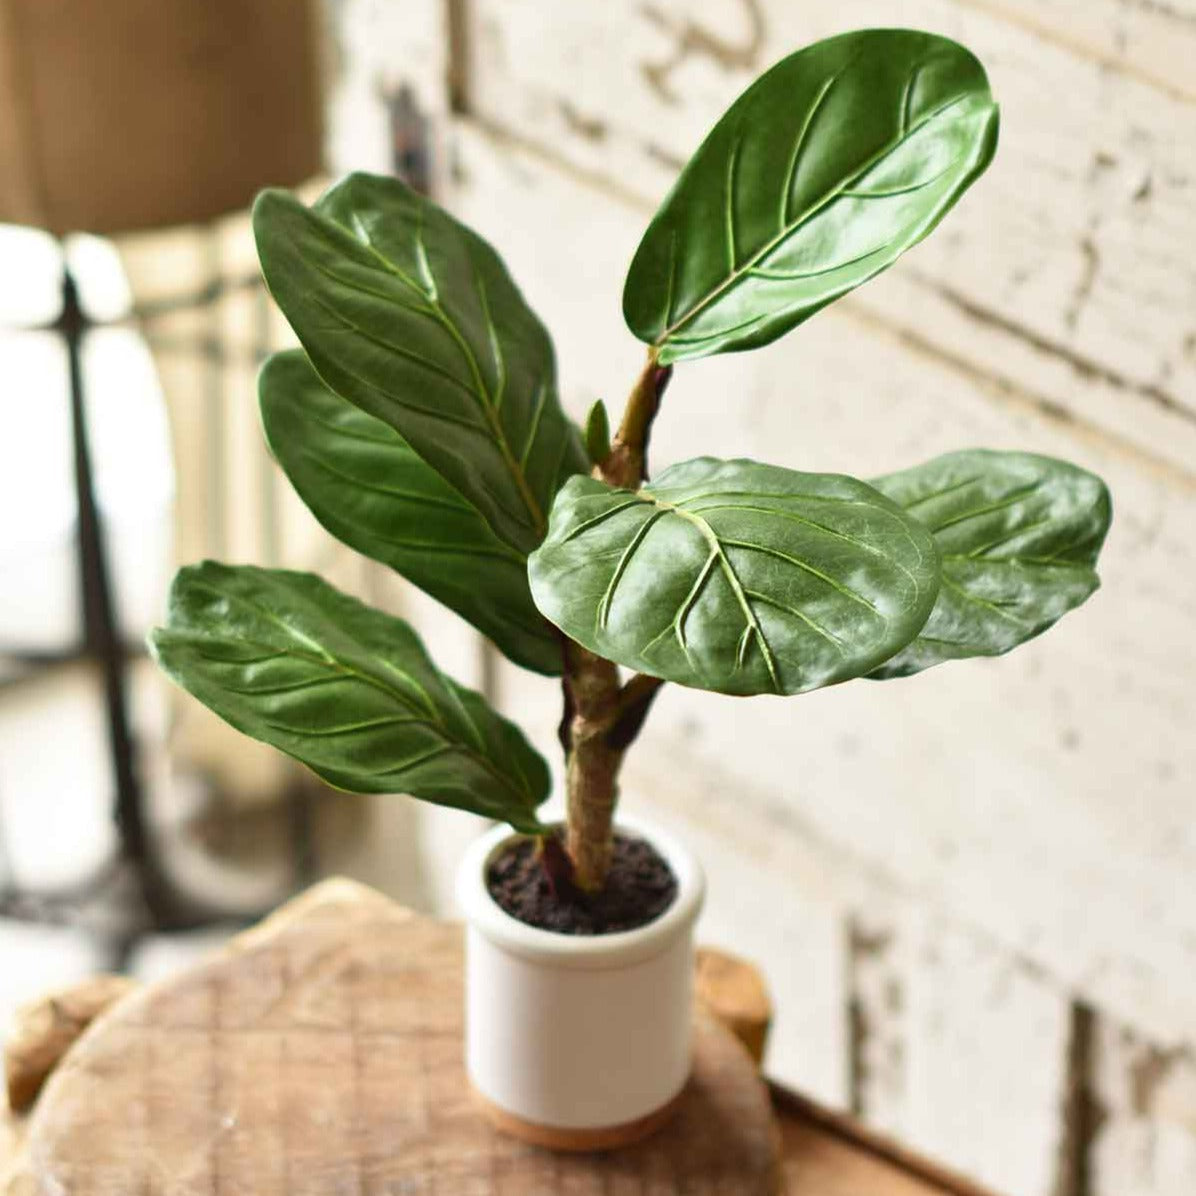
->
(56, 264), (185, 933)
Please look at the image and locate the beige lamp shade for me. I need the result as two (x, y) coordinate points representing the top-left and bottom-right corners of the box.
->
(0, 0), (324, 235)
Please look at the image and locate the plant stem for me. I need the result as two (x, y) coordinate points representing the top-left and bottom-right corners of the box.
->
(562, 647), (666, 892)
(599, 355), (672, 489)
(558, 353), (672, 892)
(563, 643), (623, 891)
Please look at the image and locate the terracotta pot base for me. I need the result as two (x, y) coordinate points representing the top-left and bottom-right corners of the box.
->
(471, 1082), (686, 1152)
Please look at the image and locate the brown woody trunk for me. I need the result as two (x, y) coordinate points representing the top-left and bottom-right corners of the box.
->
(563, 646), (623, 892)
(559, 353), (671, 892)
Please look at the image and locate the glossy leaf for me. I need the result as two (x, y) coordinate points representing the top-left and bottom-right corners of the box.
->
(868, 450), (1111, 679)
(149, 563), (550, 831)
(624, 29), (999, 364)
(253, 172), (588, 555)
(528, 457), (940, 696)
(260, 350), (563, 676)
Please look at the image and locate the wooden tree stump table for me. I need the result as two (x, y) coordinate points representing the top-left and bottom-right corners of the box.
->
(2, 880), (1003, 1196)
(5, 882), (780, 1194)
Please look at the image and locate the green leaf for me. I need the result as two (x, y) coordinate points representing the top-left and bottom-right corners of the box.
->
(259, 350), (563, 676)
(868, 450), (1111, 679)
(584, 398), (612, 465)
(253, 172), (588, 555)
(623, 29), (999, 364)
(148, 563), (550, 831)
(528, 457), (940, 696)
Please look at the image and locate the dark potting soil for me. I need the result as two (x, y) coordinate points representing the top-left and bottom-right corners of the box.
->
(487, 832), (678, 935)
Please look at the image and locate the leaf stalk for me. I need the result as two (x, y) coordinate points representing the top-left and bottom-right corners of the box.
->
(597, 355), (673, 489)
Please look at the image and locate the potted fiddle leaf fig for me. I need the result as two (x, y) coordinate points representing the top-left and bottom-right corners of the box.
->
(150, 29), (1111, 1149)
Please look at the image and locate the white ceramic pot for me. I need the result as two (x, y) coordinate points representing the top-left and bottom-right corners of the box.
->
(456, 815), (705, 1149)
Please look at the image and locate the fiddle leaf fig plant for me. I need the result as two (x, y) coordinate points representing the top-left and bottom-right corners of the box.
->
(150, 29), (1111, 897)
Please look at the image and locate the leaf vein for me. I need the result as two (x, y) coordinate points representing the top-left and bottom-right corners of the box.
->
(747, 244), (890, 282)
(742, 587), (845, 652)
(597, 510), (666, 630)
(897, 475), (983, 510)
(560, 497), (645, 543)
(675, 551), (719, 650)
(263, 714), (425, 738)
(720, 537), (885, 617)
(725, 130), (743, 271)
(682, 499), (920, 589)
(662, 505), (782, 692)
(941, 574), (1034, 629)
(780, 68), (843, 227)
(928, 484), (1044, 533)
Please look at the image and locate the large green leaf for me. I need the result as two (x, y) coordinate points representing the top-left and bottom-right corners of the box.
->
(259, 350), (562, 676)
(868, 450), (1111, 679)
(148, 563), (550, 831)
(528, 457), (940, 696)
(253, 172), (588, 555)
(624, 29), (999, 364)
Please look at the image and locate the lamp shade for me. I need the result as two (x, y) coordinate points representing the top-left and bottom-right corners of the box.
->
(0, 0), (324, 235)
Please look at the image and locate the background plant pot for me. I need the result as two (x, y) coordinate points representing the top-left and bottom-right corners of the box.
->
(455, 815), (705, 1150)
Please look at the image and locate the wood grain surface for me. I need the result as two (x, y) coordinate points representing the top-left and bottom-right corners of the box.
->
(11, 884), (781, 1194)
(696, 946), (773, 1066)
(4, 976), (137, 1114)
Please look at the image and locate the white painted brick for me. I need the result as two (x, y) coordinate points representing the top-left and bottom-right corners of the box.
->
(1091, 1020), (1196, 1196)
(850, 904), (911, 1137)
(965, 0), (1196, 102)
(902, 914), (1071, 1196)
(848, 904), (1075, 1195)
(327, 0), (451, 182)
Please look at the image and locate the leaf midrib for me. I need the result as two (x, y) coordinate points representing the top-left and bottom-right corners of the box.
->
(185, 627), (535, 805)
(657, 89), (985, 345)
(646, 495), (783, 693)
(321, 203), (548, 539)
(175, 582), (535, 806)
